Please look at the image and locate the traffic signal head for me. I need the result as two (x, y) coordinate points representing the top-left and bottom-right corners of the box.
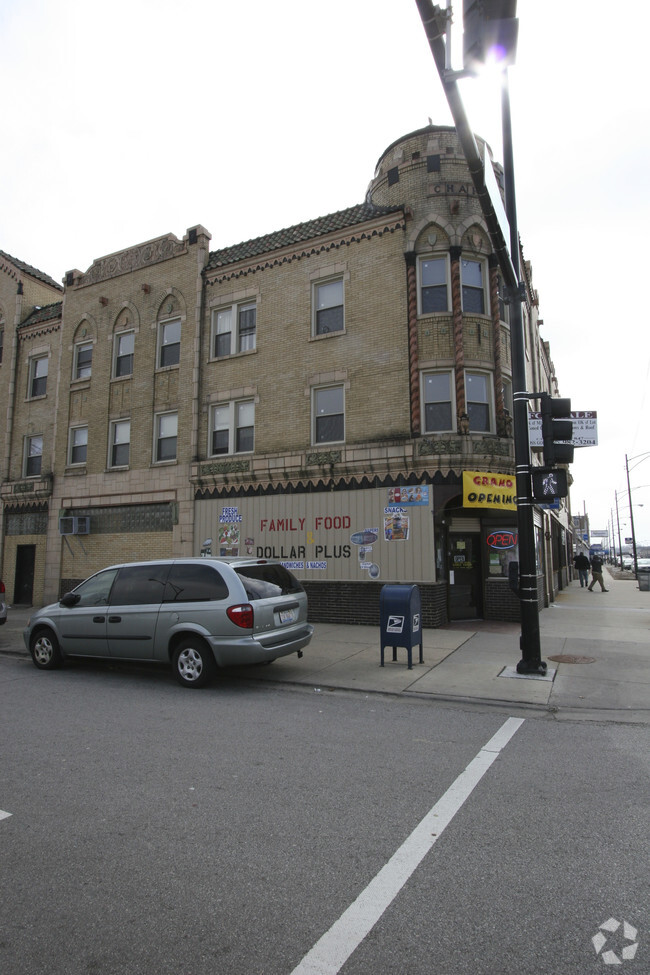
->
(532, 468), (569, 502)
(463, 0), (519, 71)
(540, 393), (574, 466)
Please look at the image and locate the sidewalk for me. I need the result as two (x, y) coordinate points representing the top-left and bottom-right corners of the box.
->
(3, 567), (648, 721)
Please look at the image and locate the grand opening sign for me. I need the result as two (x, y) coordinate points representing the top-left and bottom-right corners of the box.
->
(463, 471), (517, 511)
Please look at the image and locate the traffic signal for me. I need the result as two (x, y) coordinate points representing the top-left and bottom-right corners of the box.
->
(540, 393), (574, 466)
(532, 468), (569, 502)
(463, 0), (519, 71)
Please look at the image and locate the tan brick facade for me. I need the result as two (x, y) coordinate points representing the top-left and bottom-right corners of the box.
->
(0, 125), (566, 620)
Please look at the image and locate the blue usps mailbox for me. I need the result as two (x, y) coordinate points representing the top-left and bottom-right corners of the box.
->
(380, 584), (423, 670)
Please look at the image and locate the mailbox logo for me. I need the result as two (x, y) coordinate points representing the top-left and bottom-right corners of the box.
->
(387, 615), (404, 633)
(413, 614), (420, 631)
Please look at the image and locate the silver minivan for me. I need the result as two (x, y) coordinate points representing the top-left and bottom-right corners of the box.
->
(23, 558), (313, 687)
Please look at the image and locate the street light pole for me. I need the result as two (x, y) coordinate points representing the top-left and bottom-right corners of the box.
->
(499, 71), (544, 674)
(414, 0), (545, 674)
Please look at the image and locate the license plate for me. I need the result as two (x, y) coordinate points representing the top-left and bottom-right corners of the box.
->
(279, 609), (296, 624)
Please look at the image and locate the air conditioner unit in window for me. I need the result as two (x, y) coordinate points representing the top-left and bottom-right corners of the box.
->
(59, 516), (90, 535)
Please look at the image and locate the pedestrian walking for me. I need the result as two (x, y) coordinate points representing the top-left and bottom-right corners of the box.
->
(588, 553), (609, 592)
(574, 551), (590, 587)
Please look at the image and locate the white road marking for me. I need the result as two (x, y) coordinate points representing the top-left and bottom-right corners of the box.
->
(289, 716), (525, 975)
(0, 810), (12, 821)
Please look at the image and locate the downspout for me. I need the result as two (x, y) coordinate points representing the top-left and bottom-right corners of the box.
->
(449, 245), (466, 429)
(489, 255), (505, 427)
(405, 253), (420, 436)
(0, 280), (24, 580)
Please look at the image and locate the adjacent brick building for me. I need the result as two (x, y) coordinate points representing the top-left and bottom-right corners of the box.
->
(0, 125), (571, 621)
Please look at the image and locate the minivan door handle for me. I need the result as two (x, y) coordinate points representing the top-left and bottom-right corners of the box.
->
(108, 616), (122, 623)
(93, 616), (106, 623)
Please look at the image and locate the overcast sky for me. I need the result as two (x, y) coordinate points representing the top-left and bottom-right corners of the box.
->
(1, 0), (648, 547)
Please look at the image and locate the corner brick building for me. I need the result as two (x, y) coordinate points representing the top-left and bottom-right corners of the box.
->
(0, 126), (571, 622)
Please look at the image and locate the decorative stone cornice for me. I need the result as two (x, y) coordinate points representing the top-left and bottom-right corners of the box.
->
(75, 235), (187, 288)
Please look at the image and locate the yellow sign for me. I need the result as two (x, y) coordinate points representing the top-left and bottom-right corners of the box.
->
(463, 470), (517, 511)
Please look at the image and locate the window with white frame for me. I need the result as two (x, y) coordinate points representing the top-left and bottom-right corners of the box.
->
(212, 302), (257, 357)
(158, 318), (181, 368)
(313, 385), (344, 443)
(29, 355), (48, 398)
(497, 276), (510, 323)
(114, 331), (134, 378)
(74, 341), (92, 380)
(69, 426), (88, 465)
(461, 259), (486, 314)
(423, 371), (454, 432)
(109, 419), (130, 468)
(155, 412), (178, 462)
(313, 279), (344, 335)
(502, 378), (513, 417)
(25, 435), (43, 477)
(466, 372), (492, 432)
(210, 400), (254, 455)
(419, 257), (449, 313)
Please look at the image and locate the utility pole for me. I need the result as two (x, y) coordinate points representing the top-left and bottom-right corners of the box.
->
(625, 455), (639, 578)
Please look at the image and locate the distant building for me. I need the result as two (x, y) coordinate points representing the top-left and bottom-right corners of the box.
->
(0, 126), (572, 621)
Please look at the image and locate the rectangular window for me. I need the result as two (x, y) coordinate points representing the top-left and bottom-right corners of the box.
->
(69, 426), (88, 465)
(497, 277), (510, 323)
(210, 401), (255, 456)
(313, 385), (344, 444)
(420, 258), (448, 313)
(461, 259), (486, 314)
(74, 342), (93, 379)
(423, 372), (453, 432)
(159, 318), (181, 368)
(29, 356), (48, 397)
(25, 435), (43, 477)
(212, 302), (257, 358)
(502, 379), (513, 417)
(156, 412), (178, 462)
(110, 419), (130, 468)
(235, 401), (254, 452)
(114, 331), (134, 378)
(314, 280), (344, 335)
(466, 372), (491, 432)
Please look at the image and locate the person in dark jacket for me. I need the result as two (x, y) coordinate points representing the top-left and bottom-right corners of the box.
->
(588, 553), (609, 592)
(574, 551), (590, 587)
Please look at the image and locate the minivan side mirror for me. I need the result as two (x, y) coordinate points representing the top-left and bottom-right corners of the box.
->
(60, 591), (81, 607)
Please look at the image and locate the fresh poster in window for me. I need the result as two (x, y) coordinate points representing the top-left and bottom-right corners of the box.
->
(219, 524), (240, 556)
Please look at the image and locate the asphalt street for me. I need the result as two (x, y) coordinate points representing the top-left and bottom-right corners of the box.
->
(1, 625), (648, 975)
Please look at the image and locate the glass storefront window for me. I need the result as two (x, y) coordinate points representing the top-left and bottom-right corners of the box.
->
(485, 527), (519, 577)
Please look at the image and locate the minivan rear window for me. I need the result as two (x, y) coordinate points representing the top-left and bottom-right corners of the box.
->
(235, 564), (304, 600)
(163, 563), (229, 602)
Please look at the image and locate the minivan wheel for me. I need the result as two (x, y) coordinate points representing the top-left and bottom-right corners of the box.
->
(173, 639), (215, 688)
(30, 628), (63, 670)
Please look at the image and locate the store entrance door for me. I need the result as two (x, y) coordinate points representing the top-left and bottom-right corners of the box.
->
(449, 532), (482, 620)
(14, 544), (36, 605)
